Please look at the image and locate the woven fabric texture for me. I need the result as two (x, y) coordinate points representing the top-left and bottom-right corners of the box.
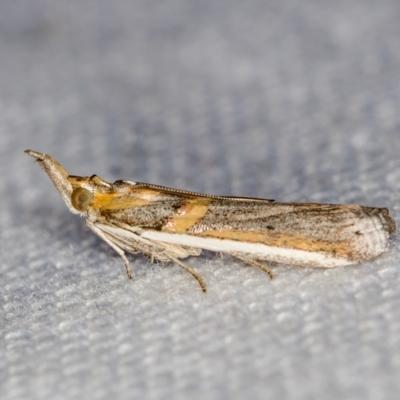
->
(1, 1), (400, 399)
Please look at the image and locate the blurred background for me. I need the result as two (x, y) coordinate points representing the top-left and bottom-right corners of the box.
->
(1, 1), (400, 399)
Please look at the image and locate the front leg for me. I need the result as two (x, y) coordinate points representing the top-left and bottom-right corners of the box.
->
(85, 219), (133, 279)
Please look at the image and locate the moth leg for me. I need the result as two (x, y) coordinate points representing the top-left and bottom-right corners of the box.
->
(232, 254), (274, 280)
(85, 220), (133, 279)
(86, 221), (207, 291)
(166, 254), (207, 293)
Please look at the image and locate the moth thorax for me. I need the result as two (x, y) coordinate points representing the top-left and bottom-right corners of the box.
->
(71, 187), (93, 211)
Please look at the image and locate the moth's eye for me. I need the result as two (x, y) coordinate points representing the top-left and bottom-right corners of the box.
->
(71, 187), (93, 211)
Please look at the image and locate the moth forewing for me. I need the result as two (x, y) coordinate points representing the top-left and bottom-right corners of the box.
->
(25, 149), (396, 292)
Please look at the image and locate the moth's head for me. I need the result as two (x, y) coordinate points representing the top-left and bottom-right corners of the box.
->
(25, 149), (102, 215)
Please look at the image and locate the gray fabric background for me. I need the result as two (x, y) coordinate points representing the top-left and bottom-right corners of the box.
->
(1, 1), (400, 399)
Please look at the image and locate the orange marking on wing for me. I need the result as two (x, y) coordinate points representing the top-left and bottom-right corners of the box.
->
(92, 188), (160, 210)
(162, 199), (212, 233)
(197, 230), (353, 257)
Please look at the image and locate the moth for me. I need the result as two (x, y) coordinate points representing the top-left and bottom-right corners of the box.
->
(25, 149), (396, 292)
